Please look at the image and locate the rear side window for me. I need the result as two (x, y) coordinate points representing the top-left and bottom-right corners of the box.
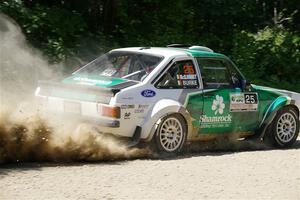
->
(75, 51), (163, 81)
(196, 58), (232, 89)
(155, 60), (199, 89)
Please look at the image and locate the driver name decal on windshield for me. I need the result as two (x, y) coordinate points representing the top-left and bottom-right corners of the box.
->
(178, 80), (198, 86)
(177, 74), (197, 80)
(177, 65), (198, 87)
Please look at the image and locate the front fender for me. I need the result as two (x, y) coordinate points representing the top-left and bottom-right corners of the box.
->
(258, 96), (291, 138)
(140, 99), (192, 141)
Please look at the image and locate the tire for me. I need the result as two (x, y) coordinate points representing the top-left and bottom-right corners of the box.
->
(154, 113), (187, 155)
(264, 107), (299, 148)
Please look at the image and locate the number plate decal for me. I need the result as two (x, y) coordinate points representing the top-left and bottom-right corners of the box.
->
(230, 93), (258, 112)
(244, 93), (258, 104)
(64, 101), (81, 114)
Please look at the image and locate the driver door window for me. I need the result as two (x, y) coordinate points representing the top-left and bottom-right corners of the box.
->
(156, 60), (199, 89)
(196, 58), (233, 89)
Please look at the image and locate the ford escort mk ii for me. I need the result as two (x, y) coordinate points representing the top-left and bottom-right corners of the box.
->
(35, 45), (300, 154)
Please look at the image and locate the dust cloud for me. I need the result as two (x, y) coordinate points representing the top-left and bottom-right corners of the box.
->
(0, 13), (150, 164)
(0, 111), (150, 164)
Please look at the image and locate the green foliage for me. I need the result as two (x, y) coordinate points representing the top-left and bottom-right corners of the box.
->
(0, 0), (299, 91)
(1, 0), (88, 62)
(232, 28), (300, 92)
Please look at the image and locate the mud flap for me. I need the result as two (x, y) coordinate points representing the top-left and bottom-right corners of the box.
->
(127, 126), (142, 148)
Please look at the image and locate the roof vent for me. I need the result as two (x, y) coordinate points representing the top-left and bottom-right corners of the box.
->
(167, 44), (213, 52)
(167, 44), (191, 48)
(188, 46), (213, 52)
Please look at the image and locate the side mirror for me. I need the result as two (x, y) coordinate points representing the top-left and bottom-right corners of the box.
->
(240, 79), (250, 91)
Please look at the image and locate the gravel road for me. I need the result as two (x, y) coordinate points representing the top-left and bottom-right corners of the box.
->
(1, 140), (300, 200)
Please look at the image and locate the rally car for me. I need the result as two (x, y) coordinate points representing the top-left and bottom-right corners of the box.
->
(35, 44), (300, 154)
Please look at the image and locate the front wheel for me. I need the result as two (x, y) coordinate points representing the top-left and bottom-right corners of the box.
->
(154, 114), (187, 155)
(265, 107), (299, 148)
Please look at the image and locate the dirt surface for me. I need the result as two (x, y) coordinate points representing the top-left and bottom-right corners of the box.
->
(0, 139), (300, 200)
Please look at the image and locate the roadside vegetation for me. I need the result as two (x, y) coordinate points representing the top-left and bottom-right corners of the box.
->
(1, 0), (299, 91)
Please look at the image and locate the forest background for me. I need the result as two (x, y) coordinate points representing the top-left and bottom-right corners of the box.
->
(1, 0), (299, 91)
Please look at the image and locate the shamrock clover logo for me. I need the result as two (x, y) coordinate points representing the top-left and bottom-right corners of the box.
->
(212, 95), (225, 115)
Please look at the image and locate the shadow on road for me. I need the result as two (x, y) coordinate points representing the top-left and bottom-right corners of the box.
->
(1, 139), (299, 176)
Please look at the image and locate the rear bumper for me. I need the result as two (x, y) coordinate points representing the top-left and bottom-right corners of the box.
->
(80, 116), (120, 128)
(42, 111), (121, 128)
(35, 96), (136, 137)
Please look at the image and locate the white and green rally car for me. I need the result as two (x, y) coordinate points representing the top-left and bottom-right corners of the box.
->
(35, 44), (300, 154)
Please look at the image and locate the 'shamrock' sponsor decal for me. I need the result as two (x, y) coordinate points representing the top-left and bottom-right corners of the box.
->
(212, 95), (225, 115)
(141, 89), (156, 97)
(200, 114), (232, 123)
(200, 95), (232, 129)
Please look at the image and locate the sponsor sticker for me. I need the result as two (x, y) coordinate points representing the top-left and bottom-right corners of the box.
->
(200, 95), (232, 128)
(121, 104), (135, 109)
(122, 97), (133, 100)
(230, 93), (258, 112)
(134, 104), (149, 113)
(124, 112), (131, 119)
(141, 89), (156, 97)
(200, 114), (232, 128)
(134, 109), (144, 113)
(138, 104), (149, 109)
(176, 65), (198, 87)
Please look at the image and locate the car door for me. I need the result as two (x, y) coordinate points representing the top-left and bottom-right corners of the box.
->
(196, 57), (259, 135)
(154, 57), (203, 118)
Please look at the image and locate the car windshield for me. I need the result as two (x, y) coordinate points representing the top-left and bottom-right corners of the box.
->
(75, 51), (163, 81)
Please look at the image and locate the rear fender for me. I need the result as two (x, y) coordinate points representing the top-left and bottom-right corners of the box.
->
(140, 99), (192, 141)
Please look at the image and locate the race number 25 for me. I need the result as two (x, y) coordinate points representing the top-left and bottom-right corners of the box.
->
(244, 93), (258, 104)
(183, 65), (195, 74)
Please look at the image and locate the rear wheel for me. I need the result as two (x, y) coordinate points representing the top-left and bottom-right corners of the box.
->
(154, 114), (187, 155)
(265, 107), (299, 148)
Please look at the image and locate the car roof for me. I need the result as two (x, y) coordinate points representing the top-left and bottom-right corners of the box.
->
(111, 47), (227, 59)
